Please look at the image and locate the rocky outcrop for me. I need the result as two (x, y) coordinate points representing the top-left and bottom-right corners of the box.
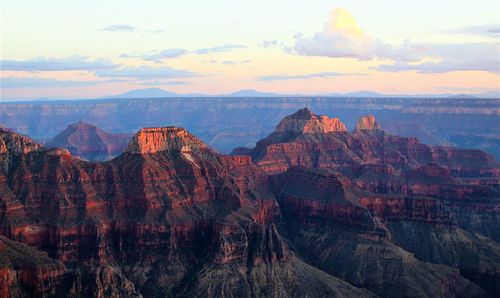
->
(355, 115), (381, 130)
(238, 109), (499, 177)
(0, 127), (42, 155)
(275, 108), (347, 134)
(45, 121), (131, 161)
(126, 127), (209, 154)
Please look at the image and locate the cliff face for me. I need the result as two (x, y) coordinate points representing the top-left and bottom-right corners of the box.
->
(0, 128), (42, 155)
(240, 112), (499, 177)
(0, 126), (374, 297)
(235, 109), (500, 296)
(0, 109), (499, 297)
(45, 121), (131, 162)
(126, 127), (209, 154)
(275, 108), (347, 134)
(0, 236), (68, 298)
(355, 115), (381, 131)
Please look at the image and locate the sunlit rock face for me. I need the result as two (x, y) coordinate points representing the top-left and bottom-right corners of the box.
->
(355, 115), (381, 131)
(275, 107), (347, 134)
(126, 127), (209, 154)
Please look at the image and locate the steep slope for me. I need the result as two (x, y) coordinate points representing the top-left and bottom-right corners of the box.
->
(1, 114), (499, 297)
(235, 109), (500, 296)
(0, 236), (68, 297)
(0, 126), (372, 297)
(45, 121), (131, 161)
(270, 167), (496, 297)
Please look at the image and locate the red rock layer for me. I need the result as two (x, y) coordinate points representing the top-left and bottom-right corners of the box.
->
(359, 197), (456, 225)
(126, 127), (209, 154)
(240, 112), (499, 177)
(355, 115), (381, 130)
(0, 126), (318, 297)
(1, 112), (499, 297)
(275, 107), (347, 134)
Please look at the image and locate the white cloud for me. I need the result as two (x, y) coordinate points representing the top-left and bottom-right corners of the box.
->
(194, 44), (247, 54)
(293, 9), (376, 60)
(256, 71), (360, 81)
(1, 56), (118, 71)
(375, 43), (500, 73)
(0, 77), (116, 88)
(292, 8), (426, 62)
(291, 8), (499, 74)
(447, 25), (500, 37)
(142, 49), (188, 63)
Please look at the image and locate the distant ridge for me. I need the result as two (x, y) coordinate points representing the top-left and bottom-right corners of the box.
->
(103, 88), (499, 100)
(221, 89), (283, 97)
(105, 87), (182, 99)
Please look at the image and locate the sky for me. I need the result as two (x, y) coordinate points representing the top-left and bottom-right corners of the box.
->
(1, 0), (499, 100)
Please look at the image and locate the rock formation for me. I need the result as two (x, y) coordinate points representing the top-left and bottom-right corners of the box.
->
(0, 108), (499, 297)
(126, 127), (208, 154)
(275, 108), (347, 134)
(45, 121), (131, 161)
(355, 115), (381, 130)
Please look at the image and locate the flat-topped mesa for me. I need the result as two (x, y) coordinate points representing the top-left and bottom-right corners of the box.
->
(275, 108), (347, 134)
(355, 115), (381, 131)
(126, 127), (209, 154)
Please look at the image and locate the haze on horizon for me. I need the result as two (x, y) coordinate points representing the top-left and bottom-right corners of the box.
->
(1, 0), (499, 100)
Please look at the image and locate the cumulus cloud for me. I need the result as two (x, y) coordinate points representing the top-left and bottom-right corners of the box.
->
(293, 9), (376, 60)
(101, 24), (138, 32)
(194, 44), (247, 54)
(1, 56), (118, 71)
(0, 77), (114, 88)
(94, 66), (197, 79)
(292, 8), (426, 62)
(292, 8), (498, 73)
(256, 71), (358, 81)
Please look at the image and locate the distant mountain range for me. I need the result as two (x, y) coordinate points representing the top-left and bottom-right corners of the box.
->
(3, 88), (499, 102)
(105, 88), (299, 99)
(104, 87), (500, 99)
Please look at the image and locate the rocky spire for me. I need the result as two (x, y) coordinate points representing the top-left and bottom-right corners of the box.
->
(275, 108), (347, 134)
(126, 127), (208, 154)
(355, 115), (381, 130)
